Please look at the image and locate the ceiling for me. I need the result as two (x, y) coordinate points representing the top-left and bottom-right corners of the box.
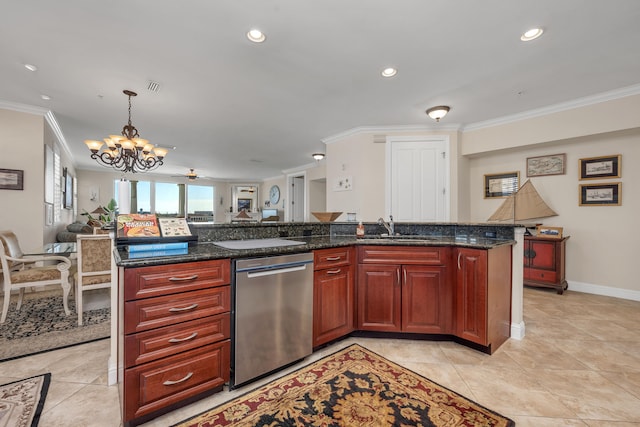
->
(2, 1), (640, 181)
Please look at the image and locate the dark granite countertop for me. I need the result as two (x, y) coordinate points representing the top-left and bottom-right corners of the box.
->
(114, 234), (515, 268)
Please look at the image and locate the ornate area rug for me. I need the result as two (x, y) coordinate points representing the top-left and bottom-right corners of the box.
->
(0, 291), (109, 362)
(0, 373), (50, 427)
(174, 344), (514, 427)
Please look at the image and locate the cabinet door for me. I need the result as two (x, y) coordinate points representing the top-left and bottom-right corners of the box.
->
(357, 264), (401, 332)
(529, 240), (556, 270)
(455, 248), (487, 345)
(402, 265), (450, 334)
(313, 264), (355, 347)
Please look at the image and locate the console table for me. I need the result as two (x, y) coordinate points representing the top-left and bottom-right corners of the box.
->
(523, 235), (569, 294)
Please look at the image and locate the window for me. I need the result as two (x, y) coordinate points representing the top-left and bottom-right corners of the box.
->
(113, 180), (216, 219)
(54, 151), (61, 223)
(187, 185), (215, 222)
(155, 182), (180, 215)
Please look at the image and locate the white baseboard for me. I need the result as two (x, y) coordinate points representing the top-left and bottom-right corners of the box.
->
(510, 321), (525, 340)
(567, 280), (640, 302)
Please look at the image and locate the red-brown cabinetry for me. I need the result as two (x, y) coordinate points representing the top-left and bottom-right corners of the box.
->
(313, 247), (355, 347)
(454, 246), (512, 352)
(121, 259), (231, 426)
(357, 246), (452, 334)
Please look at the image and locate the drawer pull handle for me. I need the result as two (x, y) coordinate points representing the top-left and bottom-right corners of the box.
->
(169, 275), (199, 282)
(168, 332), (198, 343)
(326, 269), (341, 275)
(168, 303), (199, 313)
(163, 372), (193, 386)
(325, 256), (341, 261)
(457, 252), (462, 270)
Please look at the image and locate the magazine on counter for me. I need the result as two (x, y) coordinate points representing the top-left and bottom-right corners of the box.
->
(116, 214), (161, 238)
(158, 217), (192, 237)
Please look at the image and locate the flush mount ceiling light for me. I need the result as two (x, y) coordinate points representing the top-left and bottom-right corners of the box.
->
(312, 153), (325, 161)
(84, 90), (168, 173)
(247, 29), (266, 43)
(520, 27), (544, 41)
(381, 67), (397, 77)
(426, 105), (450, 122)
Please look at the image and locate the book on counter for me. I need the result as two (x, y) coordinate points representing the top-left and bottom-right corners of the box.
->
(127, 241), (189, 253)
(127, 248), (189, 259)
(117, 214), (161, 238)
(158, 217), (192, 237)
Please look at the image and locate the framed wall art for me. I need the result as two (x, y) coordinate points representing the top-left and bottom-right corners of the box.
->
(484, 171), (519, 198)
(536, 225), (563, 239)
(63, 168), (74, 209)
(578, 154), (621, 180)
(0, 168), (24, 190)
(579, 182), (621, 206)
(526, 153), (566, 177)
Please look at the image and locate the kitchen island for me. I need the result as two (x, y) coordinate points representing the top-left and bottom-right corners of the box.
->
(113, 221), (523, 426)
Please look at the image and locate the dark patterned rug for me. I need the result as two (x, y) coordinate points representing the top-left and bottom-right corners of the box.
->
(174, 344), (514, 427)
(0, 291), (109, 361)
(0, 373), (50, 427)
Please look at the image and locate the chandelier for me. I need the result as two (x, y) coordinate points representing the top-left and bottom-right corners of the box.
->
(84, 90), (168, 173)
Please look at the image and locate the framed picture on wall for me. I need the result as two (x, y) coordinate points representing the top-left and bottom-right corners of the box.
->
(526, 153), (566, 177)
(0, 168), (24, 190)
(484, 171), (519, 198)
(237, 198), (252, 212)
(63, 168), (73, 209)
(579, 182), (621, 206)
(536, 225), (563, 239)
(578, 154), (621, 180)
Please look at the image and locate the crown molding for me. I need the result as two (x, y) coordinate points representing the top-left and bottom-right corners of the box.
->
(0, 99), (74, 164)
(462, 83), (640, 132)
(322, 124), (461, 144)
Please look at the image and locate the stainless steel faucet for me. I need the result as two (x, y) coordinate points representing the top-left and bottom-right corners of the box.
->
(377, 215), (395, 236)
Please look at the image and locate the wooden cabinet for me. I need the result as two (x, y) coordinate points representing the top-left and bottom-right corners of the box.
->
(122, 259), (231, 426)
(313, 247), (355, 347)
(357, 246), (451, 334)
(454, 246), (512, 353)
(523, 236), (569, 294)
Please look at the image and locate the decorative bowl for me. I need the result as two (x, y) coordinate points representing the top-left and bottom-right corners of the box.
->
(311, 211), (343, 222)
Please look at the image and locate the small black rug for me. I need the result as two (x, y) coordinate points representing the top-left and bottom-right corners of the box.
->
(0, 291), (110, 362)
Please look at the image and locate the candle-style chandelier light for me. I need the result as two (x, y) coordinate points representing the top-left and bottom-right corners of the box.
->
(84, 90), (167, 173)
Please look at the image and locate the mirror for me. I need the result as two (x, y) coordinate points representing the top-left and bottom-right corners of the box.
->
(231, 184), (259, 213)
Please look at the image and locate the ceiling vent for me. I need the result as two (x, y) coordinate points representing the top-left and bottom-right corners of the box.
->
(147, 80), (161, 93)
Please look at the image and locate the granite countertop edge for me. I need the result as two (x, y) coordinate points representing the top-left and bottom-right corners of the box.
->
(114, 235), (516, 268)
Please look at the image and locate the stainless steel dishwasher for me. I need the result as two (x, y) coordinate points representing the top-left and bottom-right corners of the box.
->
(232, 252), (313, 388)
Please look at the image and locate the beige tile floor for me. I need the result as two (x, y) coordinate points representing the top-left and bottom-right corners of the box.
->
(1, 287), (639, 426)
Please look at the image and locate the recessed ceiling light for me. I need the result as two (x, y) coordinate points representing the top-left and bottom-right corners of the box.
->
(521, 28), (544, 41)
(381, 67), (397, 78)
(40, 94), (51, 100)
(24, 63), (38, 72)
(247, 29), (266, 43)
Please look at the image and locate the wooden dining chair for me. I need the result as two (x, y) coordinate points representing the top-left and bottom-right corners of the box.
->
(0, 230), (72, 324)
(74, 234), (113, 325)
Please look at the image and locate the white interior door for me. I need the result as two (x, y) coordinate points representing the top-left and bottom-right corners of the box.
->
(387, 136), (449, 222)
(288, 174), (306, 222)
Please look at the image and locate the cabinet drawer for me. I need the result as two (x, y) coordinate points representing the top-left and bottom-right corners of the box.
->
(124, 286), (231, 334)
(125, 313), (230, 368)
(124, 341), (230, 422)
(124, 259), (230, 301)
(314, 247), (353, 270)
(525, 268), (557, 284)
(358, 246), (449, 265)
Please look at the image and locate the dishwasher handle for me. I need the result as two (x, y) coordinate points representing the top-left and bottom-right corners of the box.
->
(245, 264), (308, 278)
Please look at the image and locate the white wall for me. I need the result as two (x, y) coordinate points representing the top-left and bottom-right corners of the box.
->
(326, 130), (461, 222)
(468, 130), (639, 295)
(0, 109), (44, 250)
